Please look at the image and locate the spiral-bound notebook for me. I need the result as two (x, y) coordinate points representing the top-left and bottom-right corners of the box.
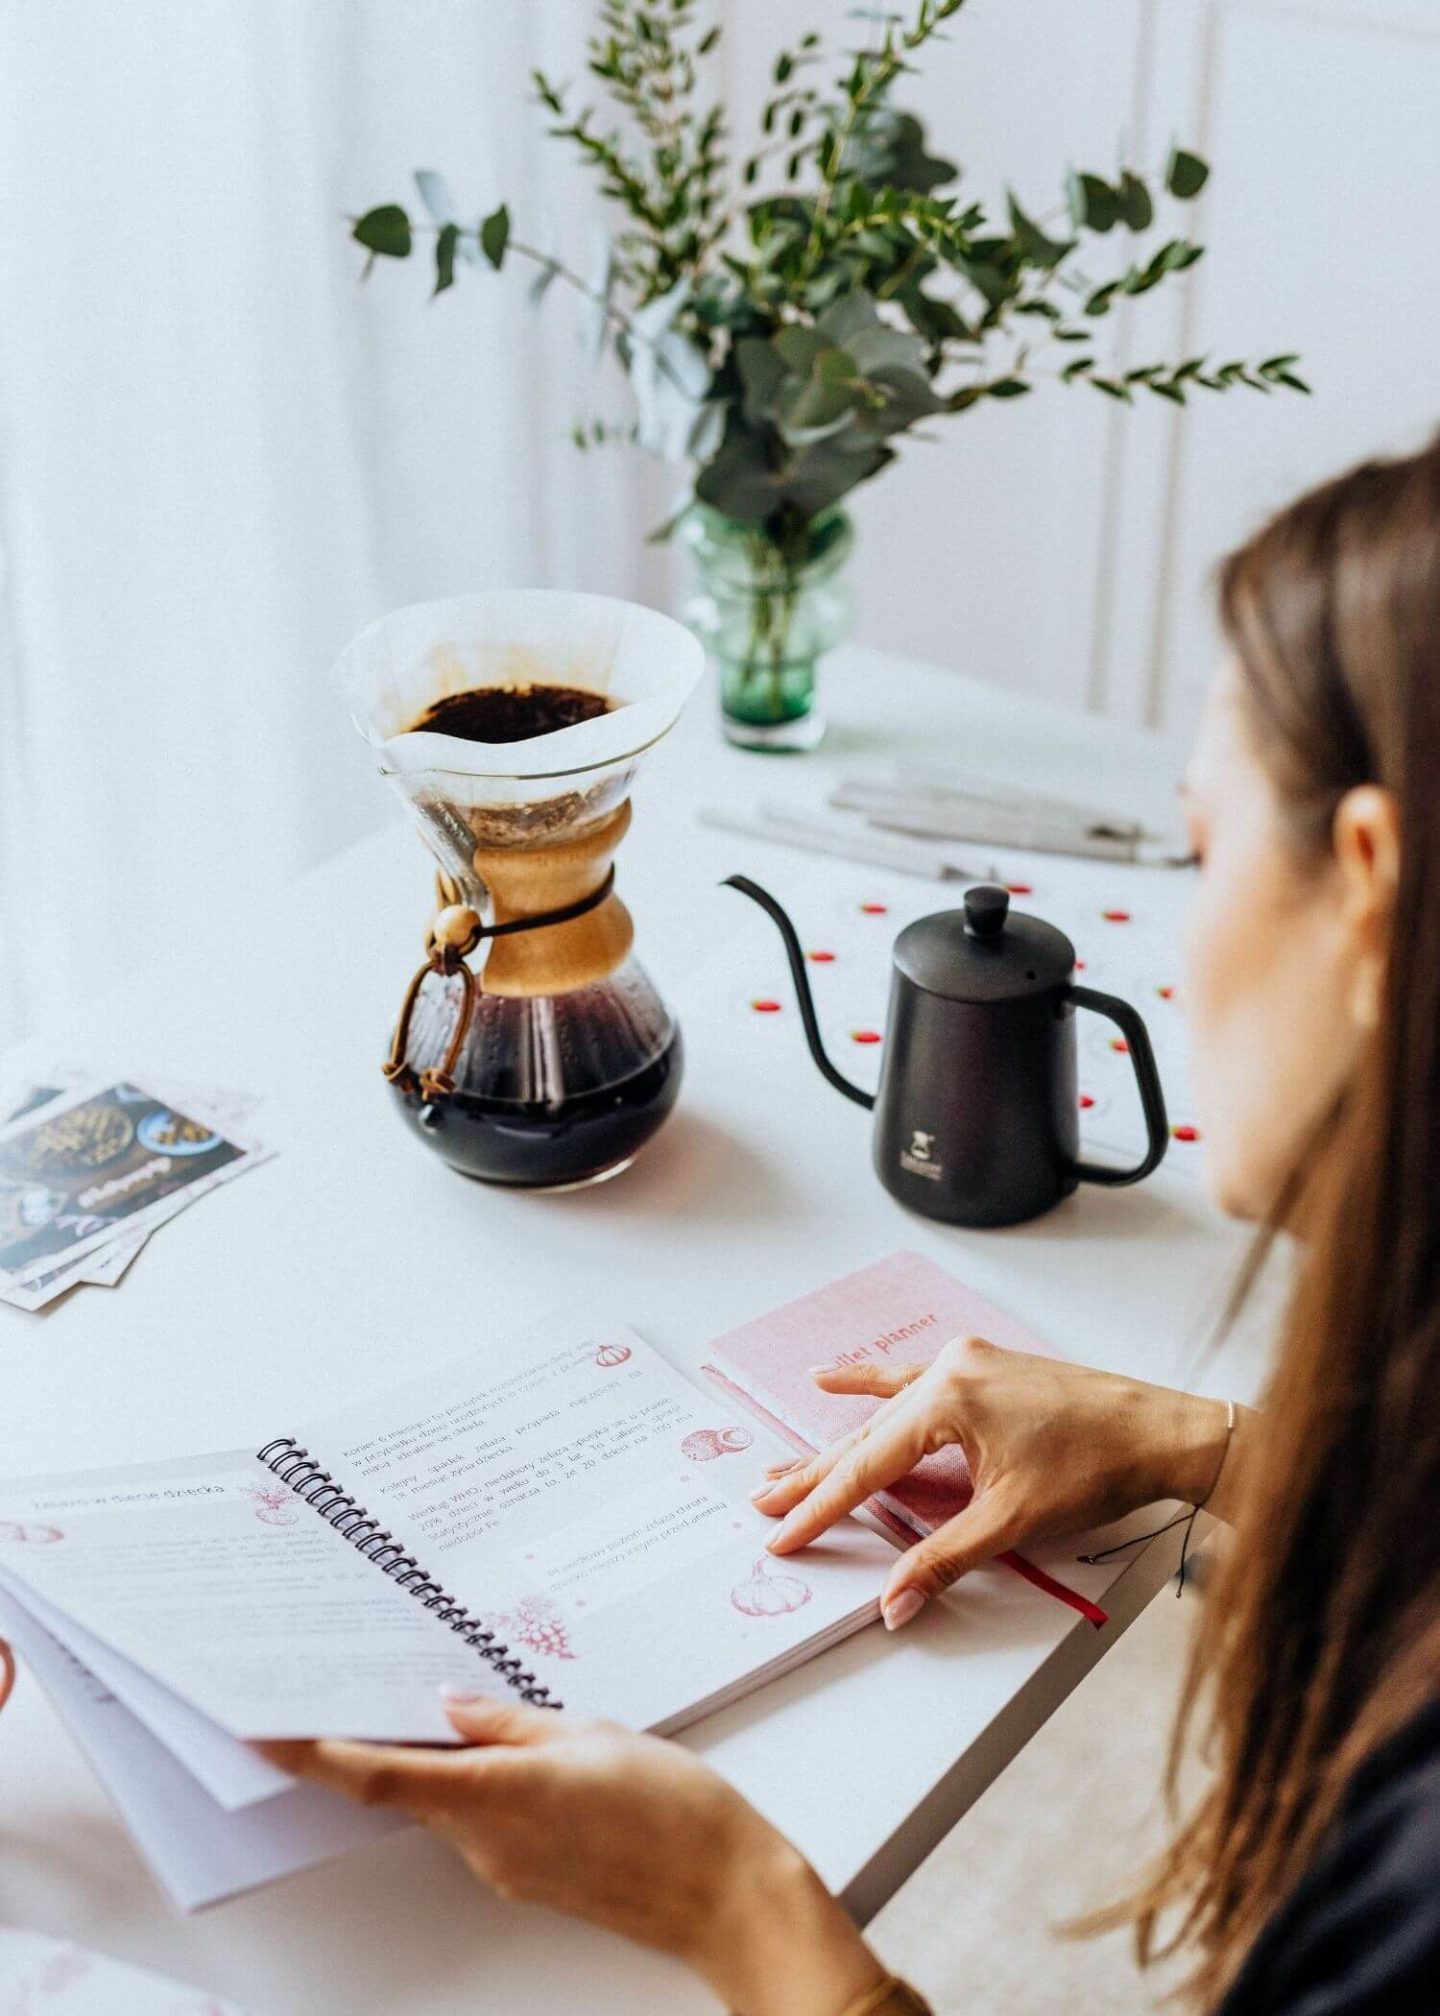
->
(0, 1311), (895, 1908)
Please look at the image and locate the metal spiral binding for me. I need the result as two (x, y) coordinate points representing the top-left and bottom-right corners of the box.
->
(255, 1437), (560, 1709)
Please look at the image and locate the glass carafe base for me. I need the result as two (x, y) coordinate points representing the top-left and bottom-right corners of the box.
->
(390, 1030), (683, 1188)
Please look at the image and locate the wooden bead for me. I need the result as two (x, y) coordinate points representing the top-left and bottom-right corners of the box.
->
(432, 904), (481, 952)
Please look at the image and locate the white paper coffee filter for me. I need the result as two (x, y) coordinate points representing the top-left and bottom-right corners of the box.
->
(333, 590), (704, 787)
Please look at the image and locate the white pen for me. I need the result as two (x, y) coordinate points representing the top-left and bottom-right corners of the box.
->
(698, 803), (994, 882)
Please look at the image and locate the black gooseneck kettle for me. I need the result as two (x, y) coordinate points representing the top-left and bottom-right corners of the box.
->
(726, 875), (1169, 1228)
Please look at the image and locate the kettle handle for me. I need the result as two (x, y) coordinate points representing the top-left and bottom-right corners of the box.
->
(723, 875), (877, 1111)
(1068, 984), (1169, 1185)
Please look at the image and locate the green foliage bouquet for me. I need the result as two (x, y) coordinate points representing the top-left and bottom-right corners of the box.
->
(353, 0), (1304, 745)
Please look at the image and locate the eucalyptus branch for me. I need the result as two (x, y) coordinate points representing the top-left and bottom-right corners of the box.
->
(348, 0), (1302, 545)
(801, 0), (969, 274)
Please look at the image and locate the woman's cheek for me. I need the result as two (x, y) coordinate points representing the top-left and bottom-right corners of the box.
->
(1182, 881), (1276, 1219)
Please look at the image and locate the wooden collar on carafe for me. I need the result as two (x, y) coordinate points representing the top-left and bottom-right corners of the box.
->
(449, 800), (635, 998)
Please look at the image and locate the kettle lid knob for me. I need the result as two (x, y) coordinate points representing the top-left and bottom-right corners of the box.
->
(963, 885), (1010, 942)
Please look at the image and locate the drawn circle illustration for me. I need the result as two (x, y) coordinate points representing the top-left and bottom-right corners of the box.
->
(138, 1109), (222, 1156)
(681, 1425), (755, 1463)
(29, 1102), (134, 1170)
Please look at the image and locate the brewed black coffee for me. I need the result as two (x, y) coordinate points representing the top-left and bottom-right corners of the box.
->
(411, 684), (613, 744)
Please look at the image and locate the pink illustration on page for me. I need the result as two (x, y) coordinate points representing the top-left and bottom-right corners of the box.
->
(731, 1556), (812, 1618)
(484, 1593), (578, 1662)
(681, 1425), (754, 1463)
(594, 1341), (632, 1368)
(0, 1521), (64, 1545)
(245, 1485), (298, 1529)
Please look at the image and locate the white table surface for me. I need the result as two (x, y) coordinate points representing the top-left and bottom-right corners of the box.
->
(0, 644), (1267, 2014)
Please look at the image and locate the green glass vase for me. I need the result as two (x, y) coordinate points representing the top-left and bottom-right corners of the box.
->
(681, 506), (854, 752)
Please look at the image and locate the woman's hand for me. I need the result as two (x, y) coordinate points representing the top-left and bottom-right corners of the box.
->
(264, 1695), (884, 2016)
(753, 1337), (1233, 1630)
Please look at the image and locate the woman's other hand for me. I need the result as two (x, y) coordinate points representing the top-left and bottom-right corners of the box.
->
(753, 1337), (1235, 1630)
(265, 1695), (884, 2016)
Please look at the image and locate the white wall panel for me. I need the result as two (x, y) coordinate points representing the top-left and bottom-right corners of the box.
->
(1146, 0), (1440, 738)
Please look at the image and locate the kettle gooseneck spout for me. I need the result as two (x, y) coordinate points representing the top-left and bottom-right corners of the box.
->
(722, 875), (877, 1111)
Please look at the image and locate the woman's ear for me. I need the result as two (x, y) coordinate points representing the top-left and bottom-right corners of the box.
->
(1331, 785), (1402, 1030)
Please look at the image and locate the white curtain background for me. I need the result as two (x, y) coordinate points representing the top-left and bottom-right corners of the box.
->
(0, 0), (675, 1045)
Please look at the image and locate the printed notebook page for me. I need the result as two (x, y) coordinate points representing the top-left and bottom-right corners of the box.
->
(0, 1451), (482, 1740)
(295, 1319), (896, 1734)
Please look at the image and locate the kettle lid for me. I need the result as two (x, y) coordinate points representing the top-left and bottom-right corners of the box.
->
(893, 886), (1074, 1003)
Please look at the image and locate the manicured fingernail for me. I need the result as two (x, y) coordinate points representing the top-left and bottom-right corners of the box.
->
(765, 1458), (801, 1478)
(807, 1364), (833, 1377)
(768, 1510), (806, 1552)
(882, 1589), (925, 1631)
(440, 1684), (487, 1703)
(751, 1480), (781, 1503)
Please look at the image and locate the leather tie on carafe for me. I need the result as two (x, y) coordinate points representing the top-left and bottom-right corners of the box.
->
(383, 802), (632, 1104)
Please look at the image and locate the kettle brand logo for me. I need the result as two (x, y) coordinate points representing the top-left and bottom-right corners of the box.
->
(899, 1129), (943, 1182)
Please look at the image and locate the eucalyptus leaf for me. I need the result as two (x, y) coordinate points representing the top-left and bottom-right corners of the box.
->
(479, 204), (510, 269)
(353, 205), (412, 258)
(850, 363), (946, 436)
(846, 322), (928, 377)
(816, 289), (881, 345)
(1068, 171), (1118, 234)
(1008, 193), (1074, 269)
(1117, 171), (1153, 232)
(736, 336), (788, 421)
(1166, 148), (1210, 199)
(774, 324), (828, 374)
(780, 435), (894, 518)
(434, 222), (459, 294)
(895, 284), (972, 345)
(780, 348), (861, 434)
(851, 110), (958, 194)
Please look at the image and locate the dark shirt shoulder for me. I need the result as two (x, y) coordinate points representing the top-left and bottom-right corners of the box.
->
(1220, 1698), (1440, 2015)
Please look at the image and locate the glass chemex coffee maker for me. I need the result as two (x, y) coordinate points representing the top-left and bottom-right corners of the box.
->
(334, 591), (703, 1189)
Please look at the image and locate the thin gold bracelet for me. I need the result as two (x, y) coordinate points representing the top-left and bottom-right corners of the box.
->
(837, 1977), (934, 2016)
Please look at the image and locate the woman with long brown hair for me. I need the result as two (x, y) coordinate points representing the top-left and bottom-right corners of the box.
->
(272, 435), (1440, 2014)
